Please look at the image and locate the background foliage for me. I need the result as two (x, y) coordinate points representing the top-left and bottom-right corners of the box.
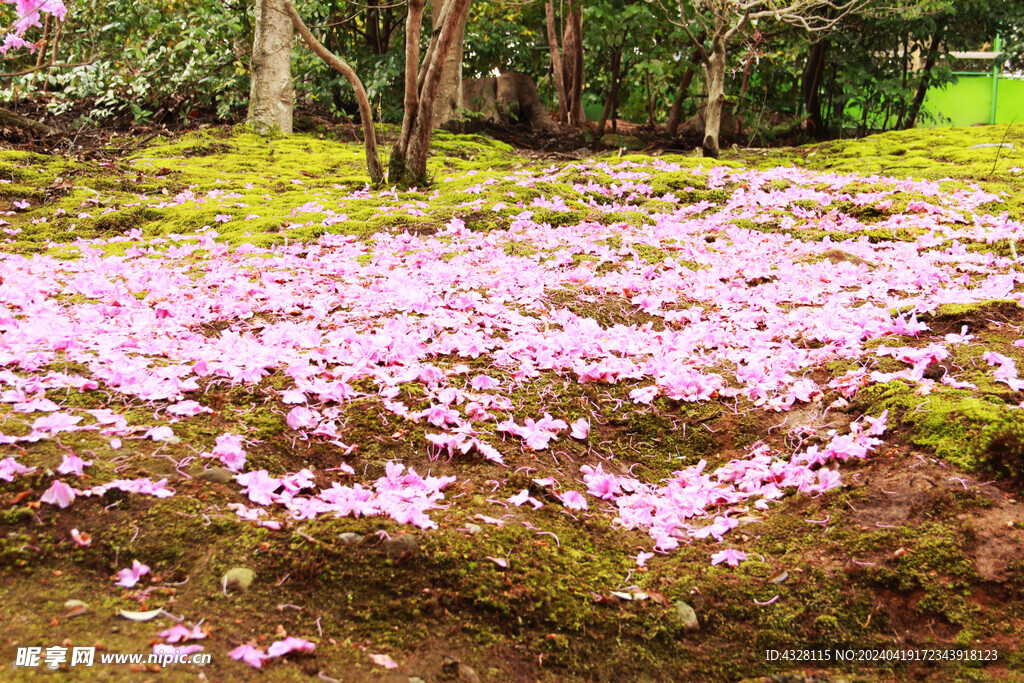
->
(0, 0), (1020, 137)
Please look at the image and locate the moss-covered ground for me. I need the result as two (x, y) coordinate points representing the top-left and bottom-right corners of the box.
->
(1, 123), (1024, 682)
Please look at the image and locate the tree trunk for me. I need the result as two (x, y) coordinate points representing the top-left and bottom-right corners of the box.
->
(666, 49), (701, 136)
(561, 0), (584, 126)
(431, 0), (469, 127)
(390, 0), (473, 187)
(367, 0), (382, 53)
(702, 38), (727, 158)
(903, 31), (943, 130)
(646, 70), (656, 126)
(596, 43), (623, 139)
(35, 16), (51, 69)
(284, 1), (384, 185)
(665, 68), (696, 136)
(801, 40), (828, 136)
(397, 0), (424, 150)
(739, 57), (754, 99)
(544, 0), (568, 123)
(248, 0), (294, 135)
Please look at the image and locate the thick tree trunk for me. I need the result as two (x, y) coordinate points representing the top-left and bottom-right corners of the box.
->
(702, 39), (727, 158)
(390, 0), (472, 187)
(462, 72), (558, 132)
(431, 0), (469, 128)
(544, 0), (568, 123)
(248, 0), (294, 135)
(562, 0), (584, 126)
(801, 40), (828, 136)
(596, 44), (623, 138)
(902, 31), (943, 130)
(284, 1), (384, 185)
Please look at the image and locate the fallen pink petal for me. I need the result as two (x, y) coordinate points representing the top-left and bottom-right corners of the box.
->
(158, 624), (206, 643)
(753, 595), (780, 606)
(369, 653), (399, 669)
(711, 549), (748, 568)
(40, 480), (76, 508)
(0, 97), (1018, 676)
(229, 643), (269, 669)
(114, 559), (151, 588)
(266, 636), (315, 657)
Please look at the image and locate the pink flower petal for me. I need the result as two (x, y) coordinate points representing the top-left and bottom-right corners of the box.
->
(369, 653), (398, 669)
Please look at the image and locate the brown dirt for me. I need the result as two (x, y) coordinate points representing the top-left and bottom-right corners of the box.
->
(0, 98), (739, 160)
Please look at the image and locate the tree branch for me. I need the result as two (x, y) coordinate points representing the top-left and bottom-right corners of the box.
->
(283, 0), (384, 185)
(0, 106), (55, 136)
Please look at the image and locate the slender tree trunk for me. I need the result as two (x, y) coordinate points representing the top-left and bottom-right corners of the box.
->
(35, 16), (51, 69)
(665, 68), (696, 136)
(562, 0), (584, 125)
(248, 0), (294, 135)
(702, 37), (727, 158)
(666, 49), (701, 136)
(544, 0), (568, 123)
(284, 1), (384, 185)
(903, 31), (943, 130)
(739, 57), (754, 99)
(390, 0), (473, 187)
(801, 40), (828, 136)
(431, 0), (469, 127)
(398, 0), (424, 150)
(596, 43), (623, 138)
(367, 0), (382, 53)
(646, 70), (655, 126)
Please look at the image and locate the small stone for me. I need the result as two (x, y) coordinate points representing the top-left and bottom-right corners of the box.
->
(197, 467), (234, 484)
(338, 532), (364, 545)
(464, 523), (482, 534)
(384, 534), (417, 559)
(458, 663), (481, 683)
(408, 678), (427, 683)
(673, 600), (700, 632)
(923, 362), (943, 380)
(222, 567), (255, 592)
(62, 599), (89, 618)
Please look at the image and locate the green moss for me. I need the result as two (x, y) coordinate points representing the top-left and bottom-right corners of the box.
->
(927, 299), (1022, 321)
(854, 382), (1015, 469)
(976, 416), (1024, 484)
(4, 125), (1024, 682)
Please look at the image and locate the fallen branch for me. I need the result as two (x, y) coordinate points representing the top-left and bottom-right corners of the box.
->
(0, 106), (55, 136)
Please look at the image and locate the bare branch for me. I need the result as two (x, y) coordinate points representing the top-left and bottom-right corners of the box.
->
(0, 56), (104, 79)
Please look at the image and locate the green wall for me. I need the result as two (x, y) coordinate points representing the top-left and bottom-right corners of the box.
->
(921, 74), (1024, 127)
